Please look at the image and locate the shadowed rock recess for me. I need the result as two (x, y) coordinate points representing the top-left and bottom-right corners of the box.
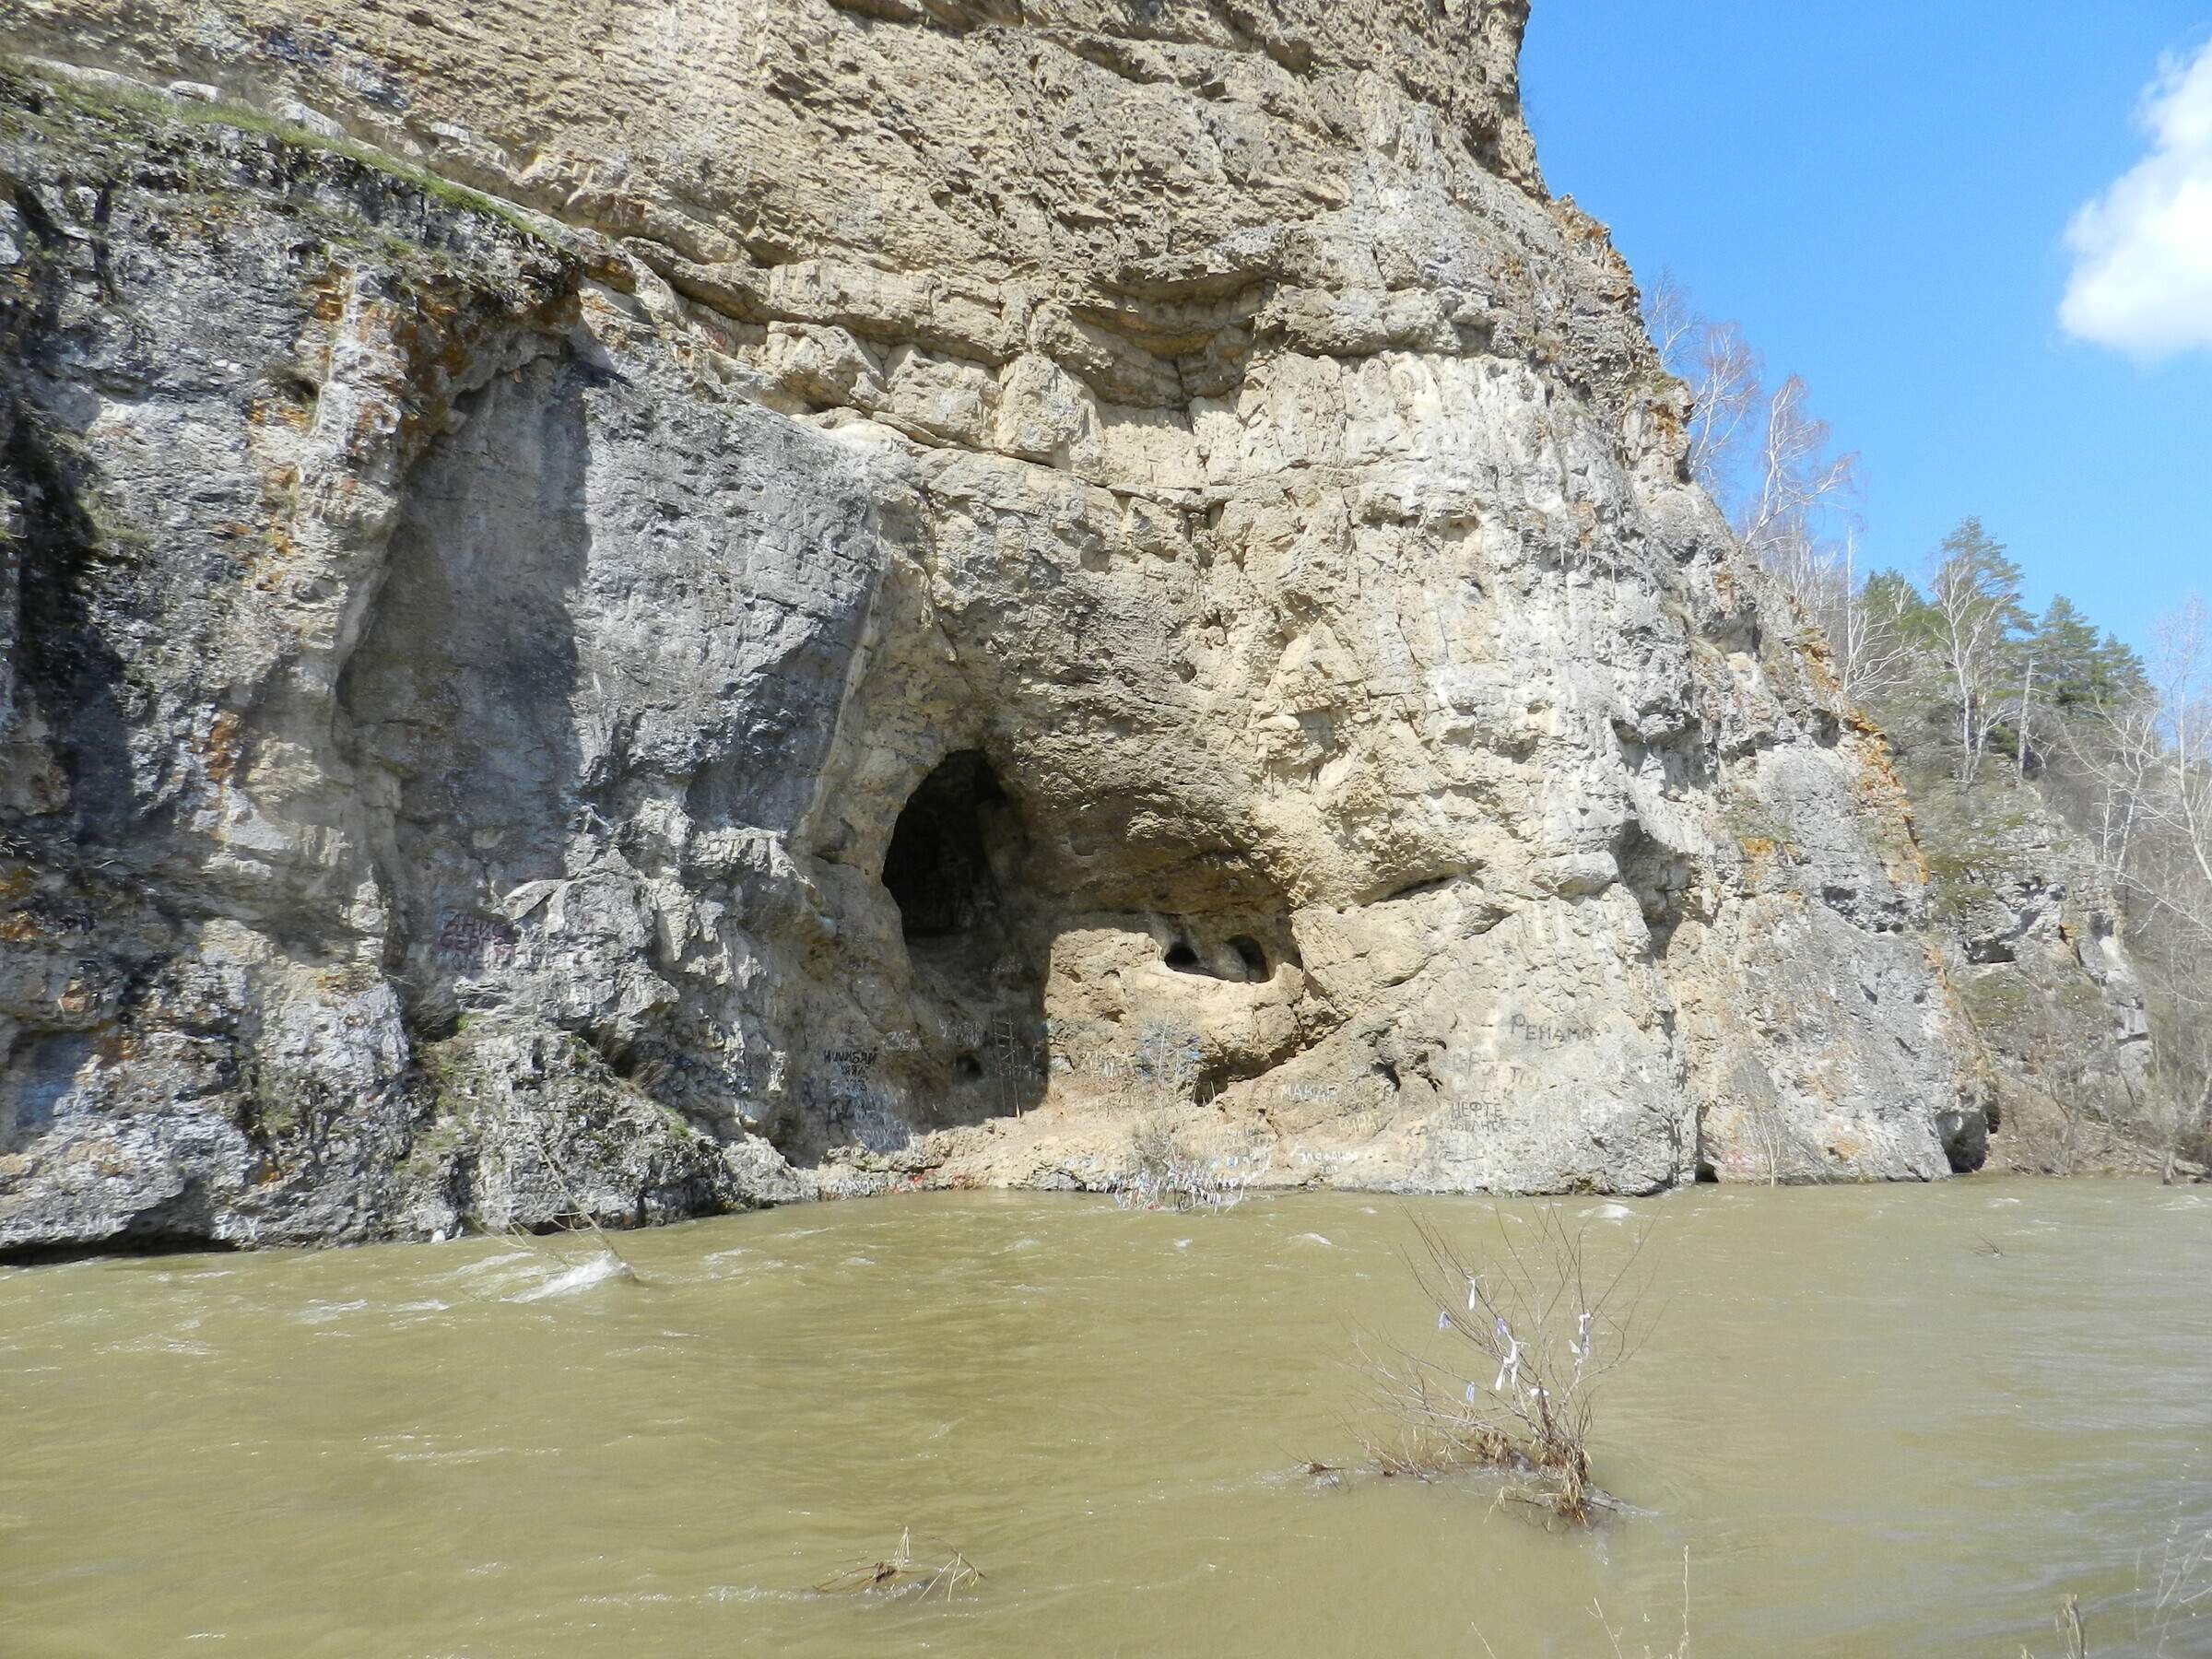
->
(0, 1), (2037, 1251)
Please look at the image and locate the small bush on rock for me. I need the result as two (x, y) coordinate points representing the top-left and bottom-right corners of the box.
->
(1111, 1116), (1271, 1213)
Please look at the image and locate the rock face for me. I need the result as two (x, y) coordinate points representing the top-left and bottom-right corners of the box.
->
(1916, 784), (2156, 1172)
(1, 2), (1996, 1253)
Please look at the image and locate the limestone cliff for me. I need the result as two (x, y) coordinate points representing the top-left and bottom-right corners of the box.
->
(1, 2), (1994, 1253)
(1893, 753), (2159, 1172)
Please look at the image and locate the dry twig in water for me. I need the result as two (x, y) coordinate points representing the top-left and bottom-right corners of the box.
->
(816, 1527), (984, 1602)
(1584, 1545), (1692, 1659)
(513, 1118), (641, 1282)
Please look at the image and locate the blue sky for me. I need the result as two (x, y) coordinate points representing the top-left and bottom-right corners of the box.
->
(1523, 1), (2210, 657)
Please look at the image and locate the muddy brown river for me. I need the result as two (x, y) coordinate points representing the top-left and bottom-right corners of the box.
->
(3, 1180), (2207, 1656)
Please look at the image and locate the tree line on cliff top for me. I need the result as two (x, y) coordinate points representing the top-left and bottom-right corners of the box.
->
(1647, 274), (2211, 1171)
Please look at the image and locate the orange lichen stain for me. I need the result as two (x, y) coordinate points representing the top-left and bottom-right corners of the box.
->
(314, 962), (382, 996)
(0, 913), (44, 942)
(1840, 732), (1933, 886)
(0, 867), (33, 902)
(239, 472), (303, 588)
(249, 394), (315, 434)
(1802, 640), (1841, 701)
(205, 712), (243, 789)
(1737, 835), (1808, 890)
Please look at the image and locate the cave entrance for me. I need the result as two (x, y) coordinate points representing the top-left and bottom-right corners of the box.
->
(882, 750), (1008, 942)
(877, 749), (1048, 1129)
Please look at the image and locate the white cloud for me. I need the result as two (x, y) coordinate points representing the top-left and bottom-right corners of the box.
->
(2059, 38), (2212, 359)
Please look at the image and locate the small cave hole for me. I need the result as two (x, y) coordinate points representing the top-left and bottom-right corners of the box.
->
(955, 1053), (983, 1081)
(882, 750), (1006, 941)
(1163, 940), (1202, 971)
(1194, 1059), (1236, 1108)
(1229, 935), (1268, 979)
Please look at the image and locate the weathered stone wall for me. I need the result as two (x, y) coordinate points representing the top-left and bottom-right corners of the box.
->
(0, 2), (2004, 1252)
(1918, 779), (2157, 1172)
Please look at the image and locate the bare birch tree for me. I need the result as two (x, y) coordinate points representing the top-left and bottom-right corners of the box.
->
(1643, 270), (1761, 498)
(2052, 596), (2212, 1171)
(1642, 268), (1700, 367)
(2069, 600), (2212, 925)
(2152, 599), (2212, 901)
(1925, 519), (2028, 787)
(1735, 373), (1861, 577)
(1643, 276), (1865, 665)
(2068, 690), (2166, 880)
(1831, 535), (1918, 706)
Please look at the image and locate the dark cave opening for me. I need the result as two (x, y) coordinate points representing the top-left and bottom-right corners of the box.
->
(869, 750), (1050, 1135)
(882, 750), (1007, 941)
(1161, 930), (1275, 982)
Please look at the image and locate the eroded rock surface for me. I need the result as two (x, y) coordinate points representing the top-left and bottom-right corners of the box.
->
(1, 3), (2002, 1251)
(1918, 784), (2156, 1173)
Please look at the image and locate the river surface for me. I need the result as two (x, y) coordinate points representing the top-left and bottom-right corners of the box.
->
(3, 1179), (2207, 1657)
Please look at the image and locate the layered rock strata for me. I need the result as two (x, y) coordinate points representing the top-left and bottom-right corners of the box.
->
(1, 2), (2000, 1251)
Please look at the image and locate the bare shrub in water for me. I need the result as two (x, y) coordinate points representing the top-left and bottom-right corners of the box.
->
(1111, 1115), (1270, 1212)
(1357, 1205), (1655, 1524)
